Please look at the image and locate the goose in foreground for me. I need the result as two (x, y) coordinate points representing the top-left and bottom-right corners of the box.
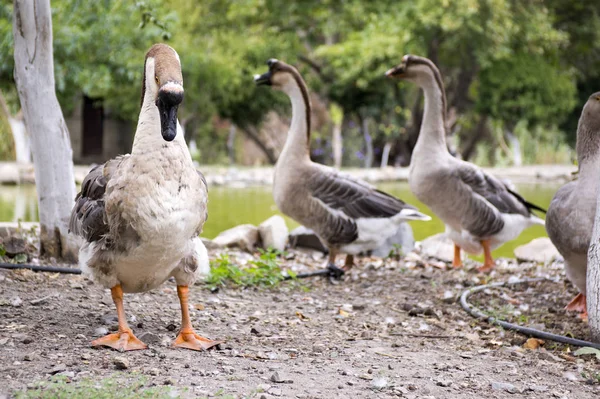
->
(69, 44), (221, 351)
(546, 93), (600, 320)
(254, 59), (430, 277)
(386, 55), (546, 272)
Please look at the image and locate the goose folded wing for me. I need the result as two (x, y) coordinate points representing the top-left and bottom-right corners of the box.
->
(308, 171), (416, 219)
(455, 163), (532, 237)
(69, 155), (129, 242)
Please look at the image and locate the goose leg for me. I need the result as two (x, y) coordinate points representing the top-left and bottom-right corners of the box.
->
(343, 254), (355, 271)
(326, 250), (345, 281)
(91, 285), (147, 351)
(172, 285), (222, 351)
(452, 244), (462, 268)
(477, 240), (495, 272)
(565, 293), (588, 321)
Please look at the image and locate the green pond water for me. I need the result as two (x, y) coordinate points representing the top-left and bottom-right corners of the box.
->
(0, 182), (560, 259)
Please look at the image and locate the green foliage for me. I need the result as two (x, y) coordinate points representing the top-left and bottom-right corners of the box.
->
(15, 375), (179, 399)
(574, 347), (600, 361)
(205, 250), (285, 289)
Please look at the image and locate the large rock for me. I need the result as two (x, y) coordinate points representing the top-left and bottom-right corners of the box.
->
(371, 223), (415, 258)
(258, 215), (288, 252)
(514, 237), (561, 263)
(288, 226), (328, 253)
(0, 222), (40, 240)
(419, 233), (454, 263)
(212, 224), (260, 252)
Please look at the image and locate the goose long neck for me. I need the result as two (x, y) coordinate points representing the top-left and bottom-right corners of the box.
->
(279, 80), (311, 163)
(576, 124), (600, 173)
(412, 72), (448, 157)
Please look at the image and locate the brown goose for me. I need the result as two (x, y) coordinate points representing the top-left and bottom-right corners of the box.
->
(254, 59), (430, 278)
(386, 55), (546, 272)
(546, 92), (600, 320)
(69, 44), (221, 351)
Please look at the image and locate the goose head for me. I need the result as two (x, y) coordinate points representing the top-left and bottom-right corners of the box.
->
(254, 59), (303, 95)
(581, 92), (600, 132)
(385, 55), (441, 86)
(142, 43), (184, 142)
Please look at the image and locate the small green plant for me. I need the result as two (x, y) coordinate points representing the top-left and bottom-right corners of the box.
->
(205, 250), (286, 289)
(15, 375), (178, 399)
(0, 243), (6, 258)
(386, 244), (404, 260)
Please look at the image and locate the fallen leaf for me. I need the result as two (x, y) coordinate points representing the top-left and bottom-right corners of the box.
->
(194, 304), (205, 311)
(295, 311), (309, 320)
(523, 338), (544, 350)
(338, 309), (349, 317)
(574, 347), (600, 360)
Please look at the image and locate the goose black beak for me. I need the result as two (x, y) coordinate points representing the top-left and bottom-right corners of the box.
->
(385, 65), (405, 78)
(254, 70), (272, 86)
(157, 83), (184, 142)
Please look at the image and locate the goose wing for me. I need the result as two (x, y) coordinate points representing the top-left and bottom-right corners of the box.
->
(69, 155), (130, 242)
(309, 169), (427, 220)
(455, 162), (544, 237)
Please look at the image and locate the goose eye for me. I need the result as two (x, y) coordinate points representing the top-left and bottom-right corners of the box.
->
(155, 76), (160, 86)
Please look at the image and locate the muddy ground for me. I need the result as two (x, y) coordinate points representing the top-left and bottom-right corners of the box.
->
(1, 248), (599, 399)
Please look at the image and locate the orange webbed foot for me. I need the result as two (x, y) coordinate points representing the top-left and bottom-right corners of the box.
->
(565, 293), (587, 321)
(91, 329), (147, 352)
(476, 261), (495, 273)
(172, 328), (222, 351)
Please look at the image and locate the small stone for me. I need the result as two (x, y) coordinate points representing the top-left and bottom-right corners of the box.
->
(163, 378), (176, 385)
(267, 387), (282, 396)
(81, 353), (92, 361)
(93, 327), (108, 336)
(436, 378), (452, 387)
(113, 356), (130, 370)
(371, 377), (387, 390)
(528, 385), (549, 393)
(138, 332), (161, 345)
(166, 323), (177, 332)
(491, 381), (518, 393)
(23, 353), (37, 361)
(59, 371), (75, 379)
(442, 291), (455, 303)
(563, 371), (579, 382)
(11, 297), (23, 307)
(49, 364), (67, 375)
(22, 336), (33, 344)
(149, 368), (160, 376)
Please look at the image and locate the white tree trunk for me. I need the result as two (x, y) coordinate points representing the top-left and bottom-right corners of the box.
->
(505, 130), (522, 167)
(13, 0), (77, 260)
(0, 91), (31, 163)
(588, 183), (600, 342)
(362, 116), (373, 168)
(227, 123), (237, 165)
(332, 120), (342, 169)
(380, 142), (392, 168)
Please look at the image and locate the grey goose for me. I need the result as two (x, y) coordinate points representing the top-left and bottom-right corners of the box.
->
(546, 92), (600, 320)
(386, 55), (546, 272)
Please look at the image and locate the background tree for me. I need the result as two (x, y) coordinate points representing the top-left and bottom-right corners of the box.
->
(12, 0), (77, 260)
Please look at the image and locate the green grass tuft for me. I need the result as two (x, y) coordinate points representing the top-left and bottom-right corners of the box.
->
(15, 375), (180, 399)
(205, 249), (286, 289)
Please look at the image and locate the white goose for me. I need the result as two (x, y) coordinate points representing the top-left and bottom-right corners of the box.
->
(254, 59), (430, 277)
(386, 55), (546, 271)
(70, 44), (220, 351)
(546, 92), (600, 319)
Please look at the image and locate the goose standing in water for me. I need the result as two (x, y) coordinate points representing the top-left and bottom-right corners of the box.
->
(254, 59), (430, 278)
(546, 93), (600, 320)
(70, 44), (221, 351)
(386, 55), (545, 272)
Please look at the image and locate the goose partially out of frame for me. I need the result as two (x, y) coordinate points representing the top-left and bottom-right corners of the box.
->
(546, 92), (600, 320)
(254, 59), (430, 279)
(386, 55), (546, 272)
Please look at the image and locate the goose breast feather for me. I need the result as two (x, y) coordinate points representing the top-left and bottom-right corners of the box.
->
(454, 162), (543, 238)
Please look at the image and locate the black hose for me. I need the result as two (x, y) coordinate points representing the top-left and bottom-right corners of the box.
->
(0, 263), (82, 274)
(460, 277), (600, 349)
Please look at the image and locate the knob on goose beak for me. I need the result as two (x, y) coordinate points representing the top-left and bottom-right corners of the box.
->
(156, 82), (184, 142)
(385, 65), (405, 78)
(254, 58), (279, 86)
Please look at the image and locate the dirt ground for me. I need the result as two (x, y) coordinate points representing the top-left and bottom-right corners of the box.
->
(1, 248), (600, 399)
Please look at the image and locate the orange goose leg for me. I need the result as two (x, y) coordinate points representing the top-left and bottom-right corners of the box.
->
(91, 285), (147, 351)
(476, 239), (496, 272)
(565, 293), (588, 321)
(172, 286), (222, 351)
(343, 254), (355, 271)
(452, 244), (462, 268)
